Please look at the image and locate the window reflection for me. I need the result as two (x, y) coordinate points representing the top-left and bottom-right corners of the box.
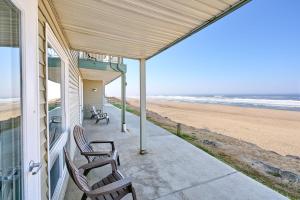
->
(0, 0), (22, 199)
(47, 44), (64, 148)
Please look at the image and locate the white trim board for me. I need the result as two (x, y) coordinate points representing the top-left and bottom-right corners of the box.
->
(10, 0), (41, 199)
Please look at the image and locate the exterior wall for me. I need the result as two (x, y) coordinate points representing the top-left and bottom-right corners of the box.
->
(38, 0), (81, 199)
(83, 80), (105, 118)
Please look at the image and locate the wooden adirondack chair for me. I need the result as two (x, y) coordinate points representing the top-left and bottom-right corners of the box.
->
(90, 106), (101, 119)
(63, 148), (137, 200)
(73, 125), (120, 166)
(90, 106), (109, 124)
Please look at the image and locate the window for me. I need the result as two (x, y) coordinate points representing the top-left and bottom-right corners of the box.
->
(50, 157), (60, 198)
(46, 38), (68, 199)
(0, 0), (22, 199)
(47, 44), (65, 149)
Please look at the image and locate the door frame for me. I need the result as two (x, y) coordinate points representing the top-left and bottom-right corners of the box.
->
(10, 0), (41, 199)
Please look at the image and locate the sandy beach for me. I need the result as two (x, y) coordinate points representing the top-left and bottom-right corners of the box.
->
(128, 98), (300, 156)
(0, 101), (21, 121)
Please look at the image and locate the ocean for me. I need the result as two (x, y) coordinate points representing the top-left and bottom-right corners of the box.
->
(145, 94), (300, 111)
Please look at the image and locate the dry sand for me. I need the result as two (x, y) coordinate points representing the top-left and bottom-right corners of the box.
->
(128, 98), (300, 156)
(0, 102), (21, 121)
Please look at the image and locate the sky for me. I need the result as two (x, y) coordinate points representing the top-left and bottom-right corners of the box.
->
(0, 47), (21, 98)
(106, 0), (300, 97)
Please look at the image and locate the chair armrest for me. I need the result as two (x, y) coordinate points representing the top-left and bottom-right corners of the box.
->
(89, 140), (115, 151)
(87, 178), (132, 197)
(81, 151), (111, 157)
(78, 158), (117, 172)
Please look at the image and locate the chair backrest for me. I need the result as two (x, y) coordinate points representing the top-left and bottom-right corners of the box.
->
(73, 125), (94, 162)
(92, 106), (97, 114)
(63, 148), (91, 192)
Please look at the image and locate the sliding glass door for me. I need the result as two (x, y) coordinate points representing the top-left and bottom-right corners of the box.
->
(0, 0), (22, 199)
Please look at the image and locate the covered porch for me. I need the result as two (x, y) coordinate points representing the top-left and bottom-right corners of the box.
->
(50, 0), (253, 154)
(64, 104), (286, 200)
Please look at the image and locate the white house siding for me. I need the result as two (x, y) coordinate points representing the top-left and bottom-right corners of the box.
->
(38, 0), (81, 199)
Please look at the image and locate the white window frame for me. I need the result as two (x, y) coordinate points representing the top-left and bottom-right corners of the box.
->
(45, 23), (69, 200)
(79, 75), (84, 124)
(9, 0), (40, 200)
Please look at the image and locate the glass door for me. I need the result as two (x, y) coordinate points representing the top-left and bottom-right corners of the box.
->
(0, 0), (22, 199)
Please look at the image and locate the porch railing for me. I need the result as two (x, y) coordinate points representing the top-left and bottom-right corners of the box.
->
(78, 51), (119, 63)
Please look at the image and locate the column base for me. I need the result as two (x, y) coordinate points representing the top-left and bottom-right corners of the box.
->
(139, 149), (147, 155)
(122, 123), (127, 132)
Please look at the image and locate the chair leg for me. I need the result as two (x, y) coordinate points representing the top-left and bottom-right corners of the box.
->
(106, 117), (109, 124)
(117, 155), (120, 166)
(83, 168), (91, 176)
(95, 118), (99, 124)
(81, 193), (87, 200)
(131, 185), (137, 200)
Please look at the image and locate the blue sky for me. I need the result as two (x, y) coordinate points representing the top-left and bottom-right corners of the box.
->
(106, 0), (300, 97)
(0, 47), (21, 98)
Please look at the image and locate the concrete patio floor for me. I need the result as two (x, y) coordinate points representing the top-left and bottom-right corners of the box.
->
(64, 104), (287, 200)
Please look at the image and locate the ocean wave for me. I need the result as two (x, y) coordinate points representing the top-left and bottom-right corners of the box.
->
(144, 95), (300, 110)
(0, 98), (20, 103)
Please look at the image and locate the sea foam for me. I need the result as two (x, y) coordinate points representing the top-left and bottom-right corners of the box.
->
(130, 95), (300, 111)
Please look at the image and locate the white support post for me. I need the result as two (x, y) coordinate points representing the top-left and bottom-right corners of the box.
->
(121, 72), (126, 132)
(139, 58), (147, 154)
(118, 57), (127, 132)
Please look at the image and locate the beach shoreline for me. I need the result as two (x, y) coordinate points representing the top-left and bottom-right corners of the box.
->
(108, 97), (300, 199)
(128, 98), (300, 157)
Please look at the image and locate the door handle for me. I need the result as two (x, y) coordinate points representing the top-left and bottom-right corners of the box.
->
(29, 160), (42, 175)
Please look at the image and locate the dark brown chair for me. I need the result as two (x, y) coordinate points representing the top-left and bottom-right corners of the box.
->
(73, 125), (120, 166)
(63, 148), (137, 200)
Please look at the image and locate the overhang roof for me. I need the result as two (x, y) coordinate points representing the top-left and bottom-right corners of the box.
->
(80, 68), (121, 85)
(51, 0), (249, 59)
(78, 58), (127, 84)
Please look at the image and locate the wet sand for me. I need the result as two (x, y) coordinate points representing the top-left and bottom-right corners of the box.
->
(128, 98), (300, 156)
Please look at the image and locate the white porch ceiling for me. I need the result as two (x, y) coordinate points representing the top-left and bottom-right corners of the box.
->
(51, 0), (249, 59)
